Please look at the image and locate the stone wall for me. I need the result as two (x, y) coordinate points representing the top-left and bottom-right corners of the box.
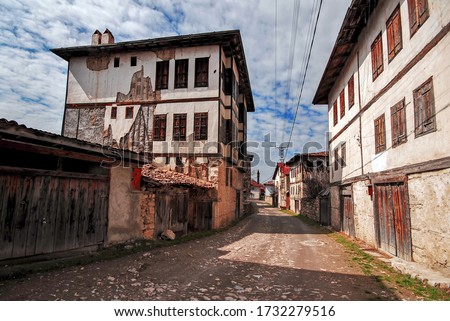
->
(301, 198), (319, 222)
(408, 168), (450, 275)
(139, 193), (156, 240)
(352, 180), (376, 247)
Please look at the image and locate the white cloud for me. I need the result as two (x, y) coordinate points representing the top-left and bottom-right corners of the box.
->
(0, 0), (351, 180)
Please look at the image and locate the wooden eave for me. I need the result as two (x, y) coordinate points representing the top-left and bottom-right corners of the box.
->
(313, 0), (379, 105)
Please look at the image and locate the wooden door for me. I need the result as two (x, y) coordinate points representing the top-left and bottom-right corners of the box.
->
(340, 186), (355, 238)
(374, 181), (412, 260)
(235, 190), (241, 219)
(192, 201), (212, 231)
(320, 197), (331, 226)
(155, 190), (188, 237)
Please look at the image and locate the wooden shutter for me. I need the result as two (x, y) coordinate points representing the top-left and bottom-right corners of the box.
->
(194, 113), (208, 140)
(391, 99), (407, 147)
(195, 58), (209, 87)
(175, 59), (188, 88)
(333, 100), (338, 126)
(371, 33), (384, 80)
(408, 0), (418, 34)
(173, 114), (187, 141)
(348, 75), (354, 108)
(387, 18), (395, 60)
(341, 142), (346, 168)
(153, 114), (166, 141)
(374, 114), (386, 154)
(156, 61), (169, 90)
(334, 148), (339, 171)
(340, 90), (345, 118)
(418, 0), (429, 26)
(387, 6), (402, 62)
(414, 77), (435, 136)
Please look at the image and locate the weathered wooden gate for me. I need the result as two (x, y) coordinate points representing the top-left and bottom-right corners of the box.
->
(319, 197), (331, 226)
(0, 172), (108, 261)
(155, 190), (188, 237)
(340, 185), (355, 237)
(374, 181), (412, 261)
(192, 200), (212, 231)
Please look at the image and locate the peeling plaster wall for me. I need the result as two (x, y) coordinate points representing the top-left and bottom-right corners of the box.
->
(67, 46), (220, 104)
(76, 108), (105, 145)
(107, 167), (143, 244)
(408, 168), (450, 275)
(352, 180), (376, 246)
(63, 109), (79, 138)
(63, 108), (106, 144)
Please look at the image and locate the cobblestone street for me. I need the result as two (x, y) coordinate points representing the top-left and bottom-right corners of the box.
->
(0, 202), (403, 301)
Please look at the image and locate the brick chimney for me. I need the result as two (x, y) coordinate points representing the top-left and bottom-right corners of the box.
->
(91, 29), (102, 45)
(101, 28), (115, 44)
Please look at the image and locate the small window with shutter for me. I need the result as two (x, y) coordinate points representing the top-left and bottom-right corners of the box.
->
(391, 99), (407, 147)
(110, 107), (117, 119)
(195, 58), (209, 87)
(334, 148), (339, 171)
(348, 75), (355, 108)
(414, 77), (435, 137)
(341, 142), (346, 168)
(339, 90), (345, 118)
(155, 61), (169, 90)
(333, 100), (338, 126)
(371, 33), (384, 81)
(194, 112), (208, 140)
(153, 114), (167, 141)
(374, 114), (386, 154)
(125, 107), (134, 119)
(387, 5), (403, 62)
(407, 0), (429, 37)
(173, 113), (187, 141)
(175, 59), (188, 89)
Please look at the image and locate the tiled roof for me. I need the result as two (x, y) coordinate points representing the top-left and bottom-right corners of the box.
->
(141, 164), (215, 189)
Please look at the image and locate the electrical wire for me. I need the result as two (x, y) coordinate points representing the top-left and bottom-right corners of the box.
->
(286, 0), (323, 156)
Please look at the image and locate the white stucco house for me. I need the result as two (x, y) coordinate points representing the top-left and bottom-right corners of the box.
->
(313, 0), (450, 275)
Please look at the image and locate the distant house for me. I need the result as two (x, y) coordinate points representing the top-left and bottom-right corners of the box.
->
(313, 0), (450, 274)
(272, 163), (290, 210)
(51, 29), (255, 229)
(263, 181), (276, 205)
(250, 180), (264, 200)
(286, 152), (328, 214)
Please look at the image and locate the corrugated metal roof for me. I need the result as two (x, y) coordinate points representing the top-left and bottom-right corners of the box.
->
(312, 0), (379, 105)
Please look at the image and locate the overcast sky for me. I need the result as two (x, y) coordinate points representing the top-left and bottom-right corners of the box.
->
(0, 0), (351, 182)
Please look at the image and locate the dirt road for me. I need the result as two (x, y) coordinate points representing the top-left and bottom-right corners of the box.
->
(0, 202), (399, 300)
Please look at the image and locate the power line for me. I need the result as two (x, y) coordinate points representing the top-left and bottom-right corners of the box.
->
(286, 0), (323, 156)
(274, 0), (278, 144)
(281, 0), (301, 143)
